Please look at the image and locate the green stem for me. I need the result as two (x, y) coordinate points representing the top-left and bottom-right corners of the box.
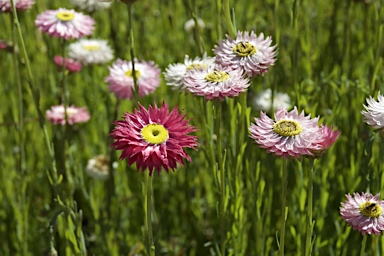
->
(305, 158), (315, 256)
(279, 159), (288, 256)
(190, 0), (204, 55)
(216, 0), (222, 39)
(360, 235), (367, 256)
(127, 3), (139, 103)
(223, 0), (235, 37)
(145, 172), (155, 256)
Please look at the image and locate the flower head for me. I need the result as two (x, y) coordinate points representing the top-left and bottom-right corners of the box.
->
(340, 192), (384, 235)
(105, 58), (161, 100)
(110, 102), (199, 175)
(70, 0), (111, 12)
(164, 54), (215, 91)
(68, 39), (113, 65)
(184, 18), (205, 33)
(86, 155), (116, 180)
(309, 125), (340, 158)
(54, 56), (82, 73)
(184, 64), (250, 100)
(46, 105), (90, 125)
(35, 8), (95, 40)
(249, 107), (324, 159)
(0, 0), (34, 12)
(252, 88), (291, 112)
(362, 92), (384, 133)
(214, 31), (277, 77)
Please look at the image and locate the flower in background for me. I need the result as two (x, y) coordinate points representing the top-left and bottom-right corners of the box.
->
(68, 39), (113, 65)
(184, 18), (205, 33)
(54, 56), (82, 73)
(0, 40), (13, 52)
(309, 125), (340, 158)
(362, 92), (384, 133)
(164, 54), (215, 91)
(249, 107), (324, 159)
(46, 105), (90, 125)
(184, 64), (250, 100)
(35, 8), (95, 40)
(105, 58), (161, 100)
(110, 103), (199, 175)
(340, 192), (384, 235)
(214, 31), (277, 77)
(252, 88), (291, 112)
(86, 155), (116, 180)
(0, 0), (35, 12)
(70, 0), (112, 12)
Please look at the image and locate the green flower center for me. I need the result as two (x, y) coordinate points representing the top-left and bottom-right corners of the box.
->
(233, 42), (257, 57)
(56, 11), (75, 21)
(273, 120), (302, 137)
(125, 69), (141, 79)
(205, 70), (230, 83)
(360, 201), (382, 218)
(141, 124), (169, 144)
(83, 45), (100, 51)
(186, 63), (206, 71)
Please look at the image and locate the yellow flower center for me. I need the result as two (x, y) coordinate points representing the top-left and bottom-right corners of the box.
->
(205, 70), (230, 83)
(141, 124), (169, 144)
(186, 63), (206, 71)
(83, 45), (100, 51)
(273, 120), (302, 137)
(233, 42), (257, 57)
(360, 201), (382, 218)
(56, 11), (75, 21)
(125, 69), (141, 79)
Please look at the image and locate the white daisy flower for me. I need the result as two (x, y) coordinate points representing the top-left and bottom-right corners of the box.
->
(252, 88), (291, 112)
(70, 0), (112, 12)
(362, 91), (384, 133)
(68, 39), (113, 65)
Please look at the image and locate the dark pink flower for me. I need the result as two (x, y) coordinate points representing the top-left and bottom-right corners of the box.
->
(54, 56), (82, 73)
(110, 103), (199, 175)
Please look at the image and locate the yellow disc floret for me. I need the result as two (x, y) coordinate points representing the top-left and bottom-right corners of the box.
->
(186, 63), (206, 71)
(360, 202), (382, 218)
(83, 45), (100, 51)
(233, 42), (257, 57)
(141, 124), (169, 144)
(205, 70), (230, 83)
(125, 69), (141, 79)
(56, 11), (75, 21)
(273, 120), (302, 137)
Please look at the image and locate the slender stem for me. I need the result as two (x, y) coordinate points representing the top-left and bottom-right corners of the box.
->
(360, 235), (367, 256)
(216, 0), (222, 39)
(279, 159), (288, 256)
(145, 172), (155, 256)
(127, 3), (139, 103)
(305, 158), (315, 256)
(223, 0), (235, 37)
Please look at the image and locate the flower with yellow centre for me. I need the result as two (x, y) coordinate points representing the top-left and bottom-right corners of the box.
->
(68, 39), (114, 65)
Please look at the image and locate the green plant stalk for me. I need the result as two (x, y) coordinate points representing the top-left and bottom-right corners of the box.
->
(190, 0), (204, 55)
(279, 159), (288, 256)
(305, 158), (315, 256)
(223, 0), (235, 37)
(145, 172), (155, 256)
(127, 3), (139, 103)
(360, 235), (367, 256)
(216, 0), (223, 39)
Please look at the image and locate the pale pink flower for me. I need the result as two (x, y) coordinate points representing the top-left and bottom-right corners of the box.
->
(0, 0), (34, 12)
(105, 58), (161, 100)
(54, 56), (82, 73)
(35, 8), (95, 40)
(214, 31), (277, 77)
(340, 192), (384, 235)
(184, 64), (250, 100)
(46, 105), (90, 125)
(309, 125), (340, 158)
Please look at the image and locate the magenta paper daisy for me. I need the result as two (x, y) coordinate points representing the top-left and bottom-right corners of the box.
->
(35, 8), (95, 40)
(249, 107), (324, 159)
(184, 64), (250, 100)
(0, 0), (34, 12)
(54, 56), (82, 73)
(105, 58), (161, 100)
(214, 31), (277, 77)
(110, 103), (199, 175)
(340, 192), (384, 235)
(362, 92), (384, 133)
(46, 105), (90, 125)
(310, 125), (340, 158)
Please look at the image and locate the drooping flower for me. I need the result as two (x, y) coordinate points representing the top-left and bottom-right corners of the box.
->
(362, 92), (384, 133)
(54, 56), (82, 73)
(184, 64), (250, 100)
(105, 58), (161, 100)
(164, 54), (215, 91)
(86, 155), (116, 180)
(184, 18), (205, 33)
(309, 125), (340, 158)
(252, 88), (291, 112)
(35, 8), (95, 40)
(70, 0), (111, 12)
(46, 105), (90, 125)
(214, 31), (277, 77)
(249, 107), (324, 159)
(340, 192), (384, 235)
(0, 0), (34, 12)
(68, 39), (113, 65)
(110, 103), (199, 175)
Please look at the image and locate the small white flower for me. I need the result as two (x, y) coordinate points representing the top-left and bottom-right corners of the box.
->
(362, 91), (384, 132)
(68, 39), (113, 65)
(86, 155), (115, 180)
(70, 0), (112, 12)
(184, 18), (205, 33)
(252, 88), (291, 112)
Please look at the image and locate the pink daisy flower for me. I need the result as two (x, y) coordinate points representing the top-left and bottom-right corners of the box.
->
(249, 107), (324, 159)
(54, 56), (82, 73)
(0, 0), (34, 12)
(46, 105), (90, 125)
(110, 102), (199, 175)
(340, 192), (384, 235)
(35, 8), (95, 40)
(362, 92), (384, 133)
(214, 31), (277, 77)
(105, 58), (161, 100)
(309, 125), (340, 158)
(183, 64), (250, 100)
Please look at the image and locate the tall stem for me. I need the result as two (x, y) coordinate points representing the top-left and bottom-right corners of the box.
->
(305, 158), (315, 256)
(145, 172), (155, 256)
(279, 159), (288, 256)
(223, 0), (235, 37)
(360, 235), (367, 256)
(127, 3), (139, 103)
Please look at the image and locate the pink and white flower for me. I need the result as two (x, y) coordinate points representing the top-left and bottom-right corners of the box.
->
(46, 105), (90, 125)
(0, 0), (34, 12)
